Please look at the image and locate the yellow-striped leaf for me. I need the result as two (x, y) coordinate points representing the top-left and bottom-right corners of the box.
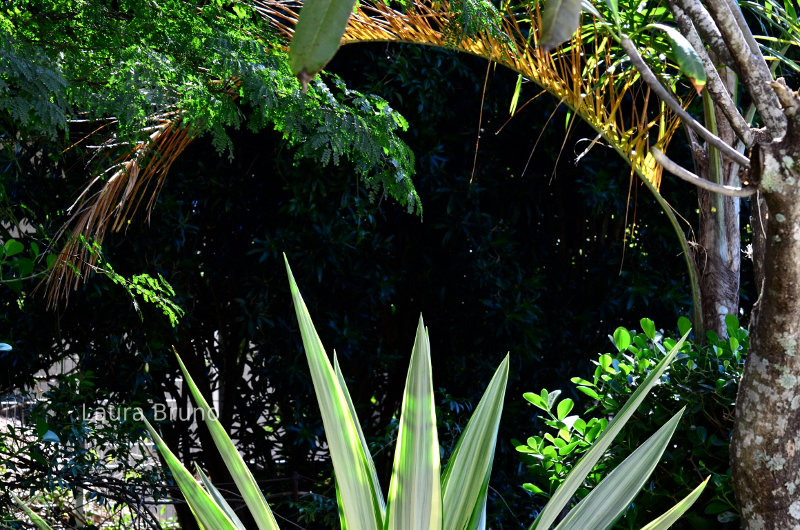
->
(334, 352), (387, 518)
(385, 316), (442, 530)
(195, 465), (248, 530)
(641, 476), (711, 530)
(285, 256), (384, 530)
(175, 354), (280, 530)
(441, 354), (509, 530)
(553, 408), (686, 529)
(142, 417), (240, 530)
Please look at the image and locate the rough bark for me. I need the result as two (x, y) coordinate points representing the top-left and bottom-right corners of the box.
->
(732, 129), (800, 528)
(703, 104), (741, 338)
(696, 187), (740, 337)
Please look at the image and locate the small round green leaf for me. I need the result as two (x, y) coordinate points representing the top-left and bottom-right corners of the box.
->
(4, 239), (24, 258)
(613, 327), (631, 351)
(677, 316), (692, 338)
(640, 318), (656, 340)
(576, 386), (600, 400)
(556, 398), (574, 420)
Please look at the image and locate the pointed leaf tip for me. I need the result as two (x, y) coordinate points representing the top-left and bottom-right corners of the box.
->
(289, 0), (358, 84)
(648, 24), (707, 96)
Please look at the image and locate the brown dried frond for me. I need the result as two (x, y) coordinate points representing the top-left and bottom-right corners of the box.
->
(256, 0), (685, 190)
(44, 113), (194, 306)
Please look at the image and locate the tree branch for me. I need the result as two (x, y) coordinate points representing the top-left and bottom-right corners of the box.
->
(668, 0), (753, 146)
(673, 0), (736, 68)
(651, 147), (756, 197)
(704, 0), (788, 137)
(620, 36), (751, 167)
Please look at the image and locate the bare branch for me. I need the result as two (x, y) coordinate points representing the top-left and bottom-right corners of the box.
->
(673, 0), (736, 67)
(723, 0), (769, 68)
(620, 36), (751, 167)
(651, 147), (756, 197)
(668, 0), (753, 146)
(704, 0), (788, 137)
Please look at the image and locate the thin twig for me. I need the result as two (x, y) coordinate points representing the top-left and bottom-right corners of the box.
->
(620, 36), (750, 167)
(651, 147), (756, 196)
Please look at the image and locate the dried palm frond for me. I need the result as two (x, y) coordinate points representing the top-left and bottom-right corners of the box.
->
(45, 112), (194, 305)
(255, 0), (686, 191)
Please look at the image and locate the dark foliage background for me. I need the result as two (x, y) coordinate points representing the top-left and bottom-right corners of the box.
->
(1, 40), (726, 528)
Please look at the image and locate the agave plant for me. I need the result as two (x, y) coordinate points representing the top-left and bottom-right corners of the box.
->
(141, 257), (509, 529)
(135, 258), (706, 529)
(15, 258), (708, 529)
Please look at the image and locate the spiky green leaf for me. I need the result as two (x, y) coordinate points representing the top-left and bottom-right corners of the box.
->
(441, 354), (509, 530)
(175, 354), (280, 530)
(142, 417), (239, 530)
(285, 255), (384, 529)
(641, 476), (711, 530)
(553, 409), (685, 529)
(385, 316), (442, 530)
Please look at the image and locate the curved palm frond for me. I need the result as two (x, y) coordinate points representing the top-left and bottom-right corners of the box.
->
(254, 0), (704, 321)
(45, 0), (698, 312)
(256, 0), (686, 191)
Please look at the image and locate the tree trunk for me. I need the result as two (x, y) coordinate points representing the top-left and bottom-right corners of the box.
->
(696, 186), (739, 336)
(731, 133), (800, 528)
(695, 83), (741, 339)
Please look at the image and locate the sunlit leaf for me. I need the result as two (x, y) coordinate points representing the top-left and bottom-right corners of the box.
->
(441, 355), (509, 530)
(640, 318), (656, 340)
(142, 418), (239, 529)
(385, 316), (442, 530)
(175, 355), (280, 530)
(648, 24), (707, 94)
(553, 409), (685, 529)
(641, 476), (711, 530)
(285, 256), (384, 529)
(540, 0), (583, 50)
(289, 0), (357, 89)
(510, 74), (523, 115)
(613, 327), (631, 351)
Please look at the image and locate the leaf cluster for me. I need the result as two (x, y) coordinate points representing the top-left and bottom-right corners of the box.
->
(1, 0), (419, 213)
(517, 317), (745, 528)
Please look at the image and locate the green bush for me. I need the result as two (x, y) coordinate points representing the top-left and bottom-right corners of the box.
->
(517, 317), (744, 529)
(0, 369), (168, 529)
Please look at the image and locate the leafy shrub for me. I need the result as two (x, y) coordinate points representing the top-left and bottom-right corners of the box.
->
(0, 369), (168, 529)
(517, 316), (744, 529)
